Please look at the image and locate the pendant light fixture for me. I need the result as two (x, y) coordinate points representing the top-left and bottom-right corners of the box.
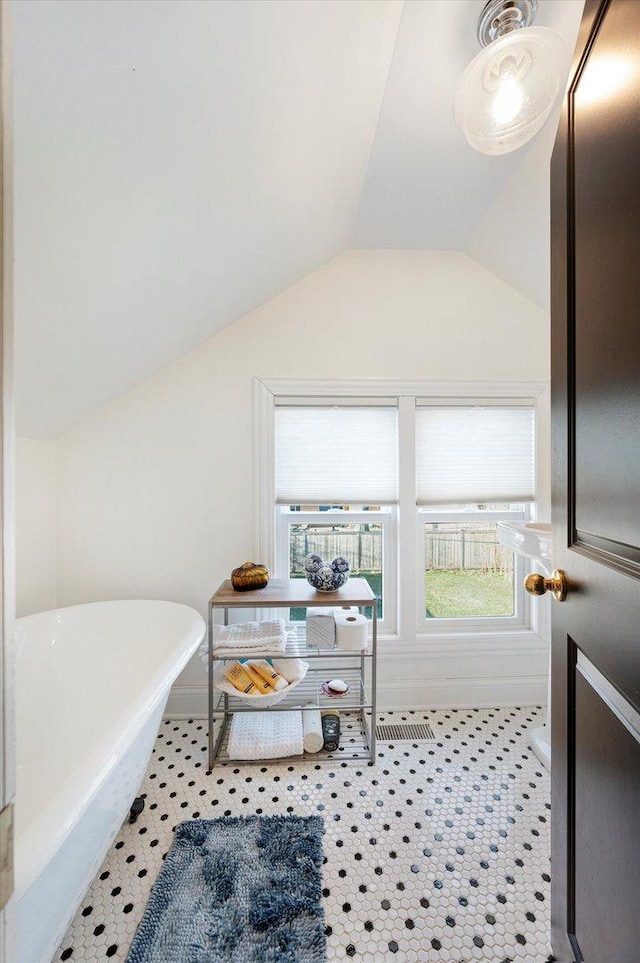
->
(454, 0), (567, 155)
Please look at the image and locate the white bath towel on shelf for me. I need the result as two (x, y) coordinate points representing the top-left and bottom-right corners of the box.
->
(213, 619), (286, 651)
(198, 619), (287, 664)
(227, 710), (303, 760)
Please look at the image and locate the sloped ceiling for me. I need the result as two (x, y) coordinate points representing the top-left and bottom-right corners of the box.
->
(13, 0), (403, 436)
(353, 0), (584, 249)
(13, 0), (584, 437)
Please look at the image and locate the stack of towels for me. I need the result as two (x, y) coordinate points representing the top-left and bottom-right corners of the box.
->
(210, 618), (287, 657)
(200, 619), (287, 666)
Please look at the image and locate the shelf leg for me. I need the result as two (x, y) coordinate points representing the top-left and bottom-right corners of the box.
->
(208, 603), (214, 771)
(212, 710), (230, 763)
(370, 602), (377, 764)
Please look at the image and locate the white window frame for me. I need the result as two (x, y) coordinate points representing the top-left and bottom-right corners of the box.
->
(255, 378), (550, 648)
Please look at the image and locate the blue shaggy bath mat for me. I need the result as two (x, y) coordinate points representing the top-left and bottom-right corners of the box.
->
(126, 815), (326, 963)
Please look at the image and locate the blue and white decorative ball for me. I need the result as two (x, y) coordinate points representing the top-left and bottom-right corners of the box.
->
(303, 554), (323, 574)
(331, 556), (350, 574)
(304, 554), (350, 592)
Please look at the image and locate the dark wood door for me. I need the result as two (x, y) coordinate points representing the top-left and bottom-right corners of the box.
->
(550, 1), (640, 961)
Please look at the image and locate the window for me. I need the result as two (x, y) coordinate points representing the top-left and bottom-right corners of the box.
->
(415, 404), (534, 629)
(275, 403), (398, 627)
(260, 381), (543, 643)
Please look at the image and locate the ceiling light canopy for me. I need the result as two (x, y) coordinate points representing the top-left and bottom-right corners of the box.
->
(454, 0), (567, 156)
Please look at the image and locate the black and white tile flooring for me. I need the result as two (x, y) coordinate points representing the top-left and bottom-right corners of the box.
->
(57, 707), (553, 963)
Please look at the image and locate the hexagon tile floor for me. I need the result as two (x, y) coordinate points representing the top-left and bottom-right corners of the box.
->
(57, 707), (554, 963)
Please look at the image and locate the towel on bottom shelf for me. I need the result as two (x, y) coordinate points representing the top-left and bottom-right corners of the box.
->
(227, 710), (304, 760)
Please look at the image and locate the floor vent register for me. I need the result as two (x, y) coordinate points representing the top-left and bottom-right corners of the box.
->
(375, 722), (436, 742)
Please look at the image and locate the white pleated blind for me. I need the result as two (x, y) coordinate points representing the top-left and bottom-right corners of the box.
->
(416, 406), (535, 504)
(275, 406), (399, 504)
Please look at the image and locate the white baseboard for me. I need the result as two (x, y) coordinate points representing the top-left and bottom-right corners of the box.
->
(373, 675), (547, 710)
(165, 684), (210, 719)
(164, 675), (548, 719)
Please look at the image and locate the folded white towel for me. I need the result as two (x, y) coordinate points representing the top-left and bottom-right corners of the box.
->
(213, 619), (286, 650)
(227, 710), (303, 760)
(198, 620), (287, 664)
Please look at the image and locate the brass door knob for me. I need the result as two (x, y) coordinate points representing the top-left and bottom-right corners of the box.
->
(524, 569), (567, 602)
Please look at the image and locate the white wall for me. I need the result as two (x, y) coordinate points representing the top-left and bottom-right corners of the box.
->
(466, 119), (558, 312)
(55, 250), (551, 711)
(16, 438), (56, 617)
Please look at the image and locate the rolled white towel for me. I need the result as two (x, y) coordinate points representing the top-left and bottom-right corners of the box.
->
(271, 632), (306, 682)
(302, 705), (324, 753)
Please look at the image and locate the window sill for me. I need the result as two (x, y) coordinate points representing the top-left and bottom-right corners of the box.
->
(377, 628), (547, 655)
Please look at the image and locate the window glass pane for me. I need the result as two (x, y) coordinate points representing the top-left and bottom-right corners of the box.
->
(424, 521), (514, 619)
(289, 521), (383, 621)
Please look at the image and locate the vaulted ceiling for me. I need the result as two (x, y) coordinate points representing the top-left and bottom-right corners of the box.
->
(13, 0), (583, 437)
(353, 0), (583, 248)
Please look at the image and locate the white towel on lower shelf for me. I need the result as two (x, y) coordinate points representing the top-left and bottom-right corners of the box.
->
(227, 710), (303, 760)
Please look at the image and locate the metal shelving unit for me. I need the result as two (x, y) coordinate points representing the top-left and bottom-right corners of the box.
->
(207, 577), (377, 769)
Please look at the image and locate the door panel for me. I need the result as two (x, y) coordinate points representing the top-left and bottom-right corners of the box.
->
(573, 0), (640, 558)
(574, 666), (640, 962)
(551, 1), (640, 961)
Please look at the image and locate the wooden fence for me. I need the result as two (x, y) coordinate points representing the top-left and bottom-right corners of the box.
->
(424, 527), (512, 575)
(290, 524), (511, 574)
(290, 530), (381, 573)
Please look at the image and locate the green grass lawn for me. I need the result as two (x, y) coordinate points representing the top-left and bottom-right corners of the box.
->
(425, 569), (513, 618)
(289, 569), (511, 621)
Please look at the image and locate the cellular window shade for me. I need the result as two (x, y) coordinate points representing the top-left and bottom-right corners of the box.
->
(416, 407), (535, 504)
(275, 406), (399, 504)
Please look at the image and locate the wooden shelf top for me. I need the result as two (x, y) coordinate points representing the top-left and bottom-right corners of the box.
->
(209, 577), (376, 608)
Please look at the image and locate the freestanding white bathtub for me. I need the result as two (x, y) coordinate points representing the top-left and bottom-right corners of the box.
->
(13, 599), (206, 963)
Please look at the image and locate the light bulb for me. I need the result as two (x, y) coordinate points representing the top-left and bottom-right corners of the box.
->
(492, 68), (523, 124)
(454, 27), (568, 155)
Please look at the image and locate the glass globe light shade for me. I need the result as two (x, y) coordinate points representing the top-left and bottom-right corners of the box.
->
(454, 26), (568, 155)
